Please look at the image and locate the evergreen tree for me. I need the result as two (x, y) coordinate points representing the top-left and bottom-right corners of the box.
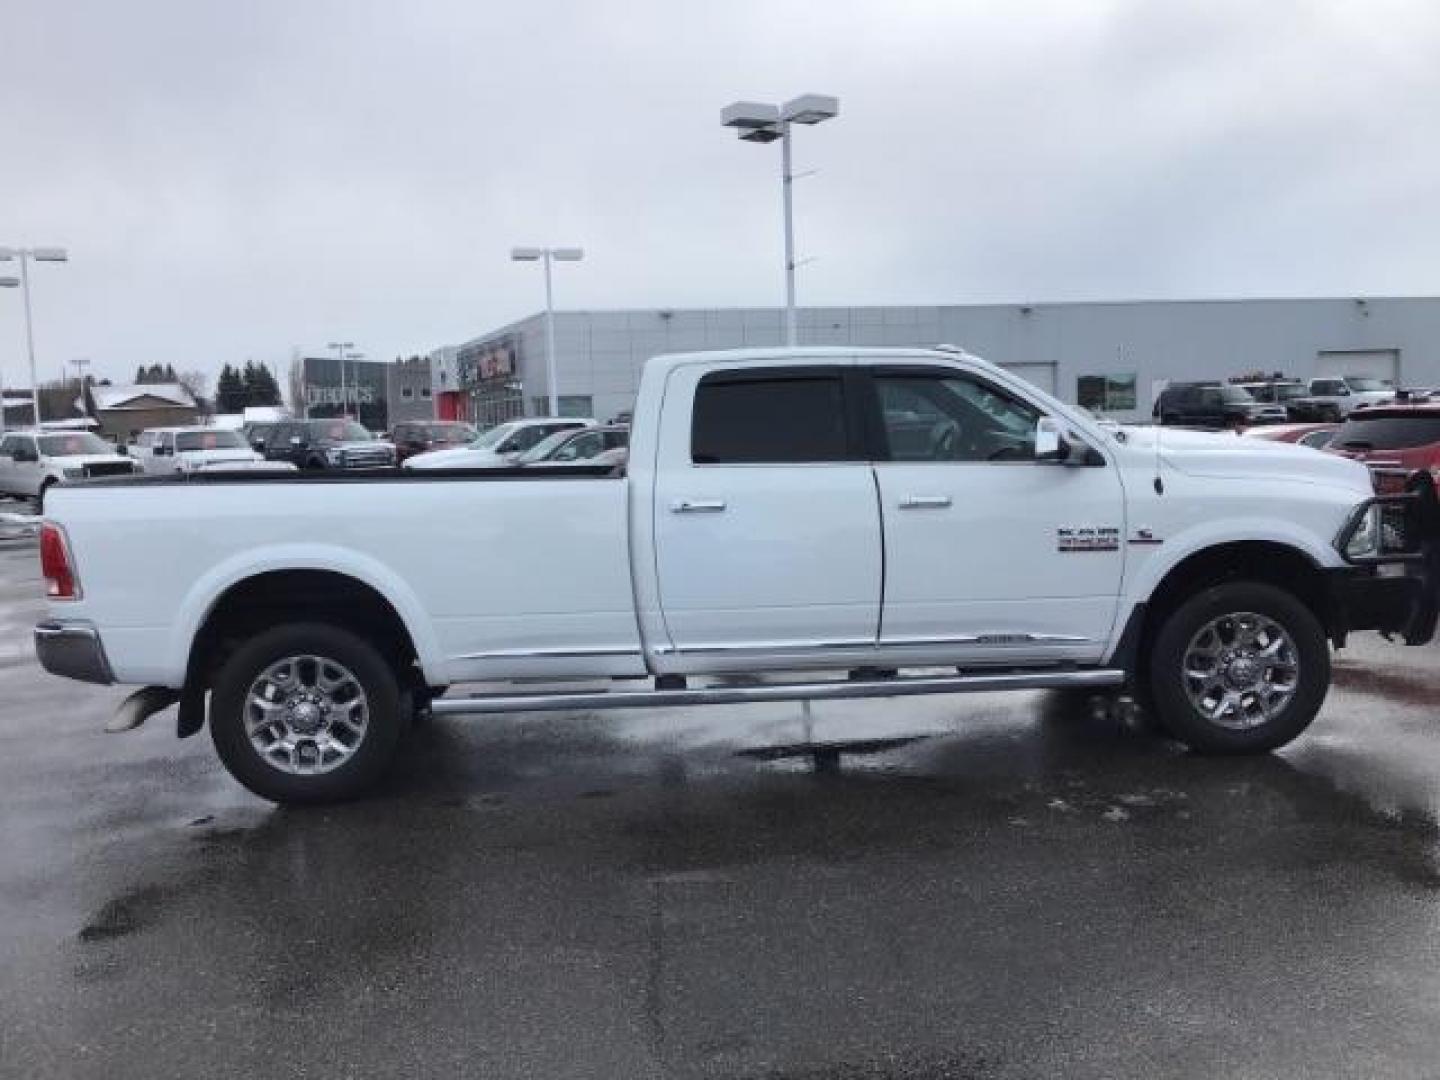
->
(162, 363), (177, 383)
(216, 364), (247, 413)
(145, 363), (165, 383)
(134, 365), (147, 384)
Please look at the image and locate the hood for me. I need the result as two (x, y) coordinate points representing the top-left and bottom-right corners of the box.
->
(49, 453), (132, 468)
(1117, 426), (1371, 491)
(326, 439), (394, 452)
(405, 445), (506, 469)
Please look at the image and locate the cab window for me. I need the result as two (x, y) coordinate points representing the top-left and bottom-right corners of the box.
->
(692, 371), (850, 464)
(873, 370), (1040, 463)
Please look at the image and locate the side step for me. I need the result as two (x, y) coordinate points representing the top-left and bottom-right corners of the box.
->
(428, 668), (1125, 718)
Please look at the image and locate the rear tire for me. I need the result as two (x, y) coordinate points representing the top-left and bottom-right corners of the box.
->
(210, 622), (406, 803)
(1147, 581), (1329, 754)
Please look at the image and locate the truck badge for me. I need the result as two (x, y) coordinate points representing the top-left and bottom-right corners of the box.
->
(1057, 526), (1120, 553)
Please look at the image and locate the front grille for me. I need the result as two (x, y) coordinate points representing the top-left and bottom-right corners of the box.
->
(341, 449), (392, 468)
(83, 462), (135, 478)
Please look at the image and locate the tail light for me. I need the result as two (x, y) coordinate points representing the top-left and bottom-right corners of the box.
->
(40, 523), (81, 600)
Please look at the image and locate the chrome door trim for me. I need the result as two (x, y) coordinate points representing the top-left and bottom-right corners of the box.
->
(452, 645), (643, 661)
(651, 633), (1090, 658)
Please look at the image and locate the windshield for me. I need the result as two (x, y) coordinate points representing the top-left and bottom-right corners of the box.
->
(1218, 386), (1256, 403)
(1332, 415), (1440, 451)
(1345, 377), (1390, 392)
(39, 433), (113, 457)
(177, 430), (244, 451)
(421, 423), (474, 441)
(515, 429), (578, 464)
(310, 421), (371, 441)
(1273, 383), (1308, 401)
(470, 422), (519, 450)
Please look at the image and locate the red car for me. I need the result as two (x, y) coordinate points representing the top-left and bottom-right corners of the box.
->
(1325, 403), (1440, 494)
(1240, 422), (1338, 448)
(389, 421), (478, 463)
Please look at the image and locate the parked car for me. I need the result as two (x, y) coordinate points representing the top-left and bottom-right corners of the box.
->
(0, 430), (137, 510)
(514, 425), (629, 466)
(1325, 402), (1440, 494)
(1240, 423), (1339, 449)
(261, 419), (396, 470)
(404, 417), (593, 469)
(135, 426), (267, 475)
(390, 421), (478, 463)
(1291, 376), (1395, 421)
(1153, 383), (1287, 427)
(1234, 380), (1311, 419)
(33, 346), (1438, 803)
(242, 421), (278, 453)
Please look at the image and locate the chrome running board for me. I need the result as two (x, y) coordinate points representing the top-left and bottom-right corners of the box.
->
(429, 668), (1126, 717)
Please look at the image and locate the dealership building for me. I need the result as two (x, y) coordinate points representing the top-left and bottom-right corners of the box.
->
(431, 296), (1440, 428)
(300, 354), (432, 431)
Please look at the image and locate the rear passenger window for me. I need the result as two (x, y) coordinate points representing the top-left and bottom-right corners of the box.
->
(692, 374), (848, 464)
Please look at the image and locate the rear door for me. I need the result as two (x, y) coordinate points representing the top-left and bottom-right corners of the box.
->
(866, 364), (1125, 663)
(7, 435), (42, 496)
(652, 364), (882, 658)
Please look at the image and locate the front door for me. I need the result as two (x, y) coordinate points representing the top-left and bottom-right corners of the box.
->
(652, 365), (882, 659)
(867, 365), (1126, 664)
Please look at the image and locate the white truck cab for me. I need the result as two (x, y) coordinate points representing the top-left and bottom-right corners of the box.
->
(135, 426), (265, 475)
(0, 429), (136, 509)
(33, 347), (1440, 803)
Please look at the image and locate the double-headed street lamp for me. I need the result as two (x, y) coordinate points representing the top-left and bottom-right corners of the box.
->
(511, 247), (583, 417)
(720, 94), (839, 347)
(327, 341), (363, 419)
(0, 246), (70, 425)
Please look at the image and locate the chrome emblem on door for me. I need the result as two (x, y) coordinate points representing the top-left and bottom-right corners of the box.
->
(1057, 526), (1120, 552)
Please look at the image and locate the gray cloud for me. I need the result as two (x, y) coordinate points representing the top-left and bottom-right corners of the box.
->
(1, 0), (1437, 387)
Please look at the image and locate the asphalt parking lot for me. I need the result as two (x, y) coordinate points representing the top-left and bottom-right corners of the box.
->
(3, 533), (1440, 1079)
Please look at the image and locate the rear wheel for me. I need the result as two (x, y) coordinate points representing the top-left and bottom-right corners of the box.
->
(210, 622), (407, 803)
(1147, 581), (1329, 754)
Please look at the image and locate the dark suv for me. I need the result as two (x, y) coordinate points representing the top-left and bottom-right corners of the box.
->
(390, 421), (477, 463)
(262, 419), (396, 470)
(1153, 383), (1287, 428)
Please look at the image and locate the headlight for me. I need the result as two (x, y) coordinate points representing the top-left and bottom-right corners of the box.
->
(63, 467), (85, 480)
(1344, 504), (1381, 559)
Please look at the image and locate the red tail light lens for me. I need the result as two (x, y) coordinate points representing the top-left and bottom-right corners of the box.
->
(40, 523), (80, 600)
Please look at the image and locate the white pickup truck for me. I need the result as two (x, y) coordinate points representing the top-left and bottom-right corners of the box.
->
(34, 347), (1439, 803)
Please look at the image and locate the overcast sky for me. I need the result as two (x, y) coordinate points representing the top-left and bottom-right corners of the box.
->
(2, 0), (1438, 389)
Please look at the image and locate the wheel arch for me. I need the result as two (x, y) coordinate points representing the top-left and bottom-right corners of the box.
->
(176, 554), (446, 735)
(1128, 540), (1338, 673)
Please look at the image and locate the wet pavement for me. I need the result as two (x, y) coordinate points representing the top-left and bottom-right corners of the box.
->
(2, 532), (1439, 1078)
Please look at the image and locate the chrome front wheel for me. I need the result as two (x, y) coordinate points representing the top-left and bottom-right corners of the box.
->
(1181, 612), (1300, 730)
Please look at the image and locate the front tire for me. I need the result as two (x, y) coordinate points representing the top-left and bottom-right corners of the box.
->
(1147, 581), (1329, 754)
(210, 622), (407, 803)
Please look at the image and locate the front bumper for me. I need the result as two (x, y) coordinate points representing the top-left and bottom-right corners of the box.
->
(34, 620), (114, 684)
(1331, 489), (1440, 646)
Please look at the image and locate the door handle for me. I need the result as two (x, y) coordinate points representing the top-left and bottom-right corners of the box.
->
(899, 495), (951, 510)
(671, 499), (727, 513)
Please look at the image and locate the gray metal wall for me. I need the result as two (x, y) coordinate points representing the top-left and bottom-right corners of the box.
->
(448, 298), (1440, 424)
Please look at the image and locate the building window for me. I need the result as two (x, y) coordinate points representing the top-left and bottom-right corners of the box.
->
(1077, 374), (1137, 412)
(421, 386), (432, 398)
(401, 387), (414, 399)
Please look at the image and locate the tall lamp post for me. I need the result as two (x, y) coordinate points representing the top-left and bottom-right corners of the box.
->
(327, 341), (360, 419)
(0, 274), (19, 433)
(0, 246), (70, 424)
(720, 95), (839, 347)
(510, 246), (583, 417)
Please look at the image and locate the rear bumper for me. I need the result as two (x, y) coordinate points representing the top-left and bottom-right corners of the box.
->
(34, 620), (114, 684)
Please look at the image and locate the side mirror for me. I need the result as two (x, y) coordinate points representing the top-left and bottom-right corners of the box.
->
(289, 436), (305, 448)
(154, 445), (170, 457)
(1035, 418), (1070, 463)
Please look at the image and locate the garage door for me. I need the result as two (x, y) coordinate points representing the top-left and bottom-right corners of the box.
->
(1001, 362), (1056, 396)
(1317, 349), (1399, 384)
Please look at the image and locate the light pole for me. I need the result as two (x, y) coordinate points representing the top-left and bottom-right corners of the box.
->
(720, 95), (839, 346)
(0, 246), (69, 425)
(511, 247), (583, 416)
(327, 341), (355, 418)
(0, 274), (18, 433)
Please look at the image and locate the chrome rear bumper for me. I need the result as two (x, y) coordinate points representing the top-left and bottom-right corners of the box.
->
(34, 620), (114, 684)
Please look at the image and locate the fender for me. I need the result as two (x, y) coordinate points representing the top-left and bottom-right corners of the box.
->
(167, 543), (447, 686)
